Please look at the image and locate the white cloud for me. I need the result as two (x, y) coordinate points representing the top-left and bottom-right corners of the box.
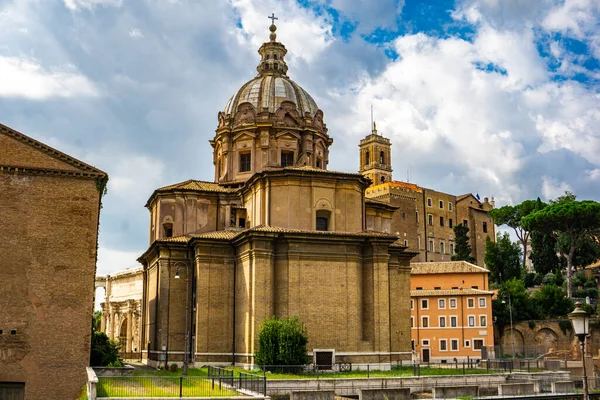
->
(64, 0), (123, 11)
(96, 246), (141, 276)
(128, 28), (143, 38)
(0, 56), (99, 99)
(541, 176), (572, 201)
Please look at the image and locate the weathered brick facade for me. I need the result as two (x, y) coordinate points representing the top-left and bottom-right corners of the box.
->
(0, 123), (106, 400)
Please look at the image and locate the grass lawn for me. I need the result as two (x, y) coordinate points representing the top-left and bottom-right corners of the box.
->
(97, 375), (238, 398)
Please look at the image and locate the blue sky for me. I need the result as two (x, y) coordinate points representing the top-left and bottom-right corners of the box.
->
(1, 0), (599, 276)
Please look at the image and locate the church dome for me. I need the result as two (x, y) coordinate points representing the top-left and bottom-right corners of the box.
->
(223, 75), (319, 117)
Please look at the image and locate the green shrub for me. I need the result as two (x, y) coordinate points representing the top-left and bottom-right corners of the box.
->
(90, 331), (121, 366)
(529, 321), (536, 329)
(255, 316), (309, 371)
(170, 363), (178, 372)
(558, 320), (572, 335)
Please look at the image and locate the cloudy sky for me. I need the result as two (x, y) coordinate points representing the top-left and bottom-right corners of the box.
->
(1, 0), (599, 277)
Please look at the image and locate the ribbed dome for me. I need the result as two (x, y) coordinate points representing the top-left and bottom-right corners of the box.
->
(223, 75), (319, 117)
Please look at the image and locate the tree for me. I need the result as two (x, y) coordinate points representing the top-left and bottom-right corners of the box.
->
(530, 230), (560, 275)
(531, 284), (574, 318)
(485, 232), (523, 284)
(255, 316), (309, 371)
(451, 224), (475, 263)
(93, 311), (102, 332)
(523, 200), (600, 297)
(493, 278), (540, 328)
(558, 234), (600, 270)
(489, 200), (537, 268)
(90, 331), (122, 366)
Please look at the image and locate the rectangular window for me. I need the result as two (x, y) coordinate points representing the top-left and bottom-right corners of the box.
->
(422, 317), (429, 328)
(428, 214), (433, 225)
(440, 242), (445, 254)
(281, 151), (294, 167)
(467, 298), (475, 308)
(411, 299), (414, 310)
(449, 298), (457, 309)
(471, 286), (479, 289)
(421, 299), (429, 310)
(463, 219), (468, 227)
(451, 339), (459, 351)
(473, 339), (484, 350)
(412, 340), (415, 350)
(479, 298), (486, 308)
(240, 152), (251, 172)
(440, 216), (444, 226)
(450, 316), (457, 327)
(411, 317), (414, 328)
(404, 239), (408, 246)
(449, 218), (453, 228)
(450, 243), (454, 255)
(448, 202), (453, 211)
(468, 316), (475, 327)
(440, 339), (447, 351)
(438, 299), (446, 309)
(465, 340), (470, 348)
(439, 316), (446, 328)
(439, 200), (444, 209)
(429, 239), (434, 252)
(480, 315), (487, 327)
(422, 339), (430, 346)
(483, 221), (488, 233)
(427, 198), (432, 207)
(316, 158), (322, 168)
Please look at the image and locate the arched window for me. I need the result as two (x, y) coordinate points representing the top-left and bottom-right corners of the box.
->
(316, 210), (330, 231)
(380, 151), (385, 164)
(365, 150), (370, 165)
(274, 63), (278, 70)
(274, 54), (278, 60)
(381, 176), (385, 183)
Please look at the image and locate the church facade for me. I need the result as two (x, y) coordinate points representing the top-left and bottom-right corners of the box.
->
(137, 22), (417, 368)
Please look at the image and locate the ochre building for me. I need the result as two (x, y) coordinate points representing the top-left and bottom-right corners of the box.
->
(410, 261), (495, 362)
(97, 267), (143, 356)
(138, 23), (417, 369)
(359, 126), (496, 266)
(0, 123), (106, 400)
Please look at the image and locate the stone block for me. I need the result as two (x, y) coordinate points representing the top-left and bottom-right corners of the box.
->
(552, 381), (575, 393)
(498, 383), (535, 396)
(360, 388), (411, 400)
(432, 385), (479, 399)
(291, 390), (335, 400)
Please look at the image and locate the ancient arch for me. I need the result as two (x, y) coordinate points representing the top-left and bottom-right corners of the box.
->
(502, 328), (525, 357)
(119, 317), (128, 347)
(535, 327), (559, 353)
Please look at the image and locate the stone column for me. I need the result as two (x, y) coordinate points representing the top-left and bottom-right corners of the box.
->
(127, 306), (133, 353)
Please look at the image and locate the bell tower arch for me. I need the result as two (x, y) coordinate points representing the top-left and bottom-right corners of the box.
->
(359, 122), (392, 186)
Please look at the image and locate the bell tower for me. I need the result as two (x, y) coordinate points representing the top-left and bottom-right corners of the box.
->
(359, 122), (392, 186)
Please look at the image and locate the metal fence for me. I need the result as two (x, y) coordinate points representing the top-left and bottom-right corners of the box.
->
(96, 372), (266, 398)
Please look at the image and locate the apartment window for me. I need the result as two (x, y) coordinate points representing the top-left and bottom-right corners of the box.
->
(463, 219), (468, 227)
(429, 239), (434, 252)
(421, 299), (429, 310)
(439, 316), (446, 328)
(468, 316), (475, 327)
(467, 298), (475, 308)
(440, 339), (447, 351)
(483, 221), (488, 233)
(451, 339), (459, 351)
(473, 339), (484, 350)
(449, 218), (453, 228)
(449, 298), (457, 309)
(422, 316), (429, 328)
(427, 198), (432, 207)
(438, 299), (446, 309)
(440, 216), (444, 227)
(450, 316), (457, 327)
(411, 299), (414, 310)
(422, 339), (430, 346)
(411, 317), (414, 328)
(440, 242), (445, 254)
(281, 151), (294, 167)
(479, 298), (486, 308)
(448, 202), (453, 211)
(412, 340), (415, 350)
(480, 315), (487, 327)
(450, 243), (454, 255)
(240, 152), (251, 172)
(465, 340), (471, 348)
(428, 214), (433, 225)
(439, 200), (444, 209)
(471, 286), (479, 289)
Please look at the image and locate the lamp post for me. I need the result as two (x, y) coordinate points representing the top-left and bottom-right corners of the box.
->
(569, 302), (590, 400)
(174, 261), (191, 375)
(501, 293), (516, 358)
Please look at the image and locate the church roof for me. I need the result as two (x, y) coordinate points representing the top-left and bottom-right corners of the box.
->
(0, 122), (106, 178)
(156, 179), (236, 193)
(411, 261), (489, 275)
(411, 288), (494, 297)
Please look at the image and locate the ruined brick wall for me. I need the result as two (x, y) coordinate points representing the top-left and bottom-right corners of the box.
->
(0, 173), (102, 400)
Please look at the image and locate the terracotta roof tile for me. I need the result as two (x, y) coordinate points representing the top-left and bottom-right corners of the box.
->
(191, 230), (240, 240)
(158, 235), (192, 243)
(411, 261), (489, 274)
(156, 179), (236, 193)
(411, 288), (494, 296)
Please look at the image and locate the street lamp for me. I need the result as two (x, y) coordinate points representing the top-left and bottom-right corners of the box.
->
(174, 261), (191, 375)
(569, 302), (590, 400)
(501, 293), (516, 358)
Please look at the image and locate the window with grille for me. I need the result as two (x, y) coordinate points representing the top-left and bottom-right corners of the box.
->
(281, 151), (294, 167)
(451, 339), (458, 351)
(240, 152), (251, 172)
(473, 339), (484, 350)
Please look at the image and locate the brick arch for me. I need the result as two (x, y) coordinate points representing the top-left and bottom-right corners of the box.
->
(535, 327), (559, 352)
(502, 328), (525, 356)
